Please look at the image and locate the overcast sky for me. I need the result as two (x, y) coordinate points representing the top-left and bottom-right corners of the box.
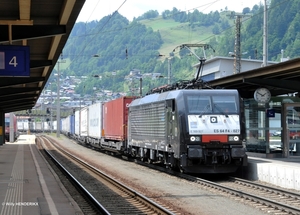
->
(76, 0), (263, 23)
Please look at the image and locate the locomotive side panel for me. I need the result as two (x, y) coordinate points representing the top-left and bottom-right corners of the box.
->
(128, 101), (167, 150)
(127, 92), (181, 163)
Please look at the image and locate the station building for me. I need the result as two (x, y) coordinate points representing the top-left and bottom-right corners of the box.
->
(196, 56), (300, 158)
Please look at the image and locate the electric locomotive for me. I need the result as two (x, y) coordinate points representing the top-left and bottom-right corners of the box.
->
(127, 88), (247, 174)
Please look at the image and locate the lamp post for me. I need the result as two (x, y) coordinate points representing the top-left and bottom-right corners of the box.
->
(50, 86), (53, 134)
(167, 57), (172, 85)
(56, 55), (66, 138)
(135, 73), (166, 97)
(9, 112), (14, 142)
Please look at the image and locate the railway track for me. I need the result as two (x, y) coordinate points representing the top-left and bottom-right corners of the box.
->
(134, 160), (300, 215)
(38, 134), (300, 214)
(219, 177), (300, 214)
(37, 135), (177, 215)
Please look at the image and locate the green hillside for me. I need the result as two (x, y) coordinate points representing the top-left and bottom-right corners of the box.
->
(140, 14), (230, 57)
(46, 0), (300, 98)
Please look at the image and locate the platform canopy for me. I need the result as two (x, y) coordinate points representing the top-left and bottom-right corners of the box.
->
(0, 0), (85, 113)
(204, 58), (300, 99)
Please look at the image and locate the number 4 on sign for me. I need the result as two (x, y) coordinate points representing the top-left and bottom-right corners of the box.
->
(9, 56), (18, 67)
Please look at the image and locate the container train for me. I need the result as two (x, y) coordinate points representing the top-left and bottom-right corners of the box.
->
(57, 87), (247, 174)
(17, 119), (55, 133)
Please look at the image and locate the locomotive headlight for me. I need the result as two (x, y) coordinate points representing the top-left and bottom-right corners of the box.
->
(190, 136), (201, 142)
(228, 136), (239, 141)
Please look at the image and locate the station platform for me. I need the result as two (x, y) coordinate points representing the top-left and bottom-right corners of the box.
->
(238, 152), (300, 191)
(1, 134), (299, 215)
(0, 135), (82, 215)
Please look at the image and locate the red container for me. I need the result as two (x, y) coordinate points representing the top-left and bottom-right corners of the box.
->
(103, 96), (136, 141)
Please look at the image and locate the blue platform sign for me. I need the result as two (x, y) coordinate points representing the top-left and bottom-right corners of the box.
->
(266, 109), (275, 118)
(0, 45), (30, 77)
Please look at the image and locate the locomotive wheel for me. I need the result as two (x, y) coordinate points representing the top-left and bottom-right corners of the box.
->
(179, 167), (184, 173)
(147, 158), (152, 164)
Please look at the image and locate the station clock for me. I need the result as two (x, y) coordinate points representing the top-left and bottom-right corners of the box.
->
(254, 87), (271, 103)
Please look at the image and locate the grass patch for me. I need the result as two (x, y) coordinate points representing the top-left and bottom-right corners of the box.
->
(141, 18), (214, 56)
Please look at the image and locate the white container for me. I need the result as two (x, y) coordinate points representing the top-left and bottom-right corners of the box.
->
(88, 102), (103, 139)
(80, 107), (88, 137)
(75, 110), (80, 136)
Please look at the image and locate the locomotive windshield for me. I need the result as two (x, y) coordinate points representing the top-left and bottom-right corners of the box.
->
(187, 94), (238, 115)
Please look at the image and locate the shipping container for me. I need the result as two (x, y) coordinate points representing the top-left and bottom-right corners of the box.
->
(43, 121), (50, 131)
(61, 117), (68, 134)
(35, 122), (42, 132)
(74, 110), (80, 137)
(103, 96), (136, 141)
(17, 121), (28, 132)
(88, 102), (103, 139)
(62, 114), (75, 137)
(52, 121), (57, 131)
(80, 107), (88, 137)
(70, 114), (75, 136)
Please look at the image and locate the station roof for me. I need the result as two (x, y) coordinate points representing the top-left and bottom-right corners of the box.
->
(1, 1), (300, 113)
(0, 0), (85, 113)
(205, 57), (300, 99)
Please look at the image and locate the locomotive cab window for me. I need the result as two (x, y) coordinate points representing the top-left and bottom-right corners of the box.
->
(187, 95), (211, 114)
(186, 94), (237, 114)
(212, 95), (237, 114)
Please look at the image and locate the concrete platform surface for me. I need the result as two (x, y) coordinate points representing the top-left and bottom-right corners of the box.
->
(241, 152), (300, 191)
(0, 135), (82, 215)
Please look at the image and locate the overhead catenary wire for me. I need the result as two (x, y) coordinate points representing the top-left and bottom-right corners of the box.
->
(63, 0), (128, 71)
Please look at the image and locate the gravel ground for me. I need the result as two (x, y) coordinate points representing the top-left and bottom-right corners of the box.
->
(50, 135), (269, 215)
